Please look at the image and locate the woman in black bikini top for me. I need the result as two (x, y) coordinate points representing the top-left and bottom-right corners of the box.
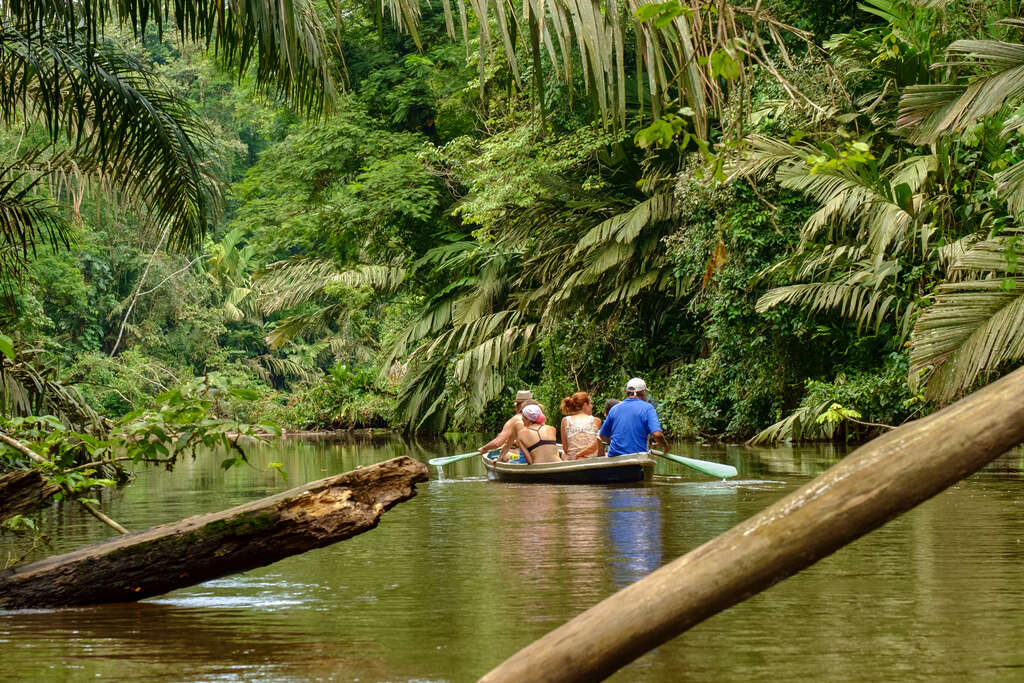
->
(514, 404), (561, 464)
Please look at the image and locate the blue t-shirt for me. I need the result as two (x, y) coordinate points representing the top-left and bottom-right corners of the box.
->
(599, 398), (662, 456)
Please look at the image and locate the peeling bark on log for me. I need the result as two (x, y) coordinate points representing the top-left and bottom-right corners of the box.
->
(481, 365), (1024, 683)
(0, 470), (60, 523)
(0, 456), (428, 609)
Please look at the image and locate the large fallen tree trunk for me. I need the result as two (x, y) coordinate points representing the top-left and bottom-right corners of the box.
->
(0, 456), (428, 609)
(481, 365), (1024, 682)
(0, 470), (60, 523)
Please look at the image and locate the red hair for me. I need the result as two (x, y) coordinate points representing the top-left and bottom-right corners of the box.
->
(560, 391), (591, 415)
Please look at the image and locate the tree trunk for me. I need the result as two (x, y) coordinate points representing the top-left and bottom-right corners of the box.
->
(0, 456), (428, 609)
(481, 365), (1024, 682)
(0, 470), (60, 523)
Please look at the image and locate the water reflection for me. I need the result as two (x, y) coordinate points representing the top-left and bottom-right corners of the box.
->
(0, 601), (403, 681)
(2, 437), (1024, 682)
(607, 487), (662, 588)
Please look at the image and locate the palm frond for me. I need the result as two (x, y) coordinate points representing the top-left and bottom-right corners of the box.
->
(949, 233), (1024, 273)
(451, 0), (815, 132)
(256, 258), (405, 312)
(730, 135), (813, 182)
(573, 193), (676, 255)
(782, 172), (912, 255)
(0, 343), (105, 432)
(994, 159), (1024, 216)
(0, 154), (72, 294)
(747, 398), (836, 445)
(382, 0), (424, 50)
(899, 40), (1024, 143)
(4, 0), (334, 112)
(452, 321), (538, 414)
(910, 277), (1024, 404)
(756, 260), (904, 331)
(265, 302), (348, 349)
(244, 354), (321, 385)
(0, 28), (219, 252)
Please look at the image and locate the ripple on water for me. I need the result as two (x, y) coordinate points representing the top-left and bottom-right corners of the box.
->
(3, 439), (1024, 682)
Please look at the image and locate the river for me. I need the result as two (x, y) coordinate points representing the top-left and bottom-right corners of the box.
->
(2, 435), (1023, 681)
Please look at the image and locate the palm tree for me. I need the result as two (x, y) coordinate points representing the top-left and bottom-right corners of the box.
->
(0, 1), (333, 293)
(743, 9), (1024, 420)
(896, 26), (1024, 403)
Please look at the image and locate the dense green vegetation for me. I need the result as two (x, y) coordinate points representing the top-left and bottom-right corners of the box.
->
(9, 0), (1024, 497)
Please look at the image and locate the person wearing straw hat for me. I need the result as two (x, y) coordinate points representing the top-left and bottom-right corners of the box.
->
(599, 378), (667, 457)
(478, 390), (538, 458)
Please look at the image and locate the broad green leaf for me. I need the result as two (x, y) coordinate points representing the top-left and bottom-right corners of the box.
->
(0, 334), (13, 360)
(229, 388), (259, 401)
(709, 49), (741, 81)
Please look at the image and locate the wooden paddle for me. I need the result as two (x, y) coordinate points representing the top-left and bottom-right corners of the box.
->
(650, 449), (738, 479)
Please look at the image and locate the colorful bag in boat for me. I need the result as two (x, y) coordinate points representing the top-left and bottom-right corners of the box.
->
(490, 448), (523, 464)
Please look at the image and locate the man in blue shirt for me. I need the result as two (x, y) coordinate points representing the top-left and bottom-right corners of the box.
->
(599, 378), (667, 456)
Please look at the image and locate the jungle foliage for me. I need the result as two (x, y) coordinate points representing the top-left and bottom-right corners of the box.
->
(9, 0), (1024, 467)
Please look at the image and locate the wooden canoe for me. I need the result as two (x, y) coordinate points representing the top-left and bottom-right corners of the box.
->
(481, 451), (654, 484)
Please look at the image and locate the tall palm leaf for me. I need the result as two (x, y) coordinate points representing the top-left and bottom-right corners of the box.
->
(899, 31), (1024, 212)
(909, 234), (1024, 403)
(3, 0), (334, 113)
(0, 28), (220, 292)
(0, 152), (72, 296)
(255, 257), (406, 349)
(737, 137), (926, 335)
(425, 0), (817, 133)
(0, 341), (105, 432)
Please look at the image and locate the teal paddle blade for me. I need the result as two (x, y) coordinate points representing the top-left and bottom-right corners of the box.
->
(428, 451), (479, 466)
(652, 450), (737, 479)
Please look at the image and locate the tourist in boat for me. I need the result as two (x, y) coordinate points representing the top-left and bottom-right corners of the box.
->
(603, 398), (620, 417)
(502, 404), (562, 464)
(478, 390), (535, 456)
(599, 378), (667, 457)
(560, 391), (604, 460)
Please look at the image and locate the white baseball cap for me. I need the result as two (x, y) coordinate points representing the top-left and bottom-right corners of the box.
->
(626, 377), (647, 393)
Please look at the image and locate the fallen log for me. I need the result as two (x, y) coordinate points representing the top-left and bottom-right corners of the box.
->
(481, 365), (1024, 682)
(0, 455), (428, 609)
(0, 470), (60, 523)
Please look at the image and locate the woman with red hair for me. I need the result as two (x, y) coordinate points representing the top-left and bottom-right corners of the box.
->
(559, 392), (604, 460)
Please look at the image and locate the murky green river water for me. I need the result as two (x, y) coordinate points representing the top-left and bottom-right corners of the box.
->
(3, 435), (1024, 682)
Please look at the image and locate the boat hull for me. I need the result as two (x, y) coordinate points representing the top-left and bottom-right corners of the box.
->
(481, 452), (654, 484)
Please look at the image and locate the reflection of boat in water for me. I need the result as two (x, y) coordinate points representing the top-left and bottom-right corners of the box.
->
(481, 451), (654, 484)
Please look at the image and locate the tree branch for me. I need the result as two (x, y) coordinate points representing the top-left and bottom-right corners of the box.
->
(0, 429), (129, 535)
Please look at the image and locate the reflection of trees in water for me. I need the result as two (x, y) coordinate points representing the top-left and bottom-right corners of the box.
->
(0, 601), (401, 679)
(742, 442), (847, 478)
(563, 488), (609, 592)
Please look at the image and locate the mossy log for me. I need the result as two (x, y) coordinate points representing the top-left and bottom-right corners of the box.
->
(0, 456), (428, 609)
(481, 365), (1024, 683)
(0, 470), (60, 523)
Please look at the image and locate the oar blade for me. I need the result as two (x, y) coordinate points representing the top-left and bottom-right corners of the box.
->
(671, 454), (737, 479)
(427, 451), (479, 466)
(652, 450), (738, 479)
